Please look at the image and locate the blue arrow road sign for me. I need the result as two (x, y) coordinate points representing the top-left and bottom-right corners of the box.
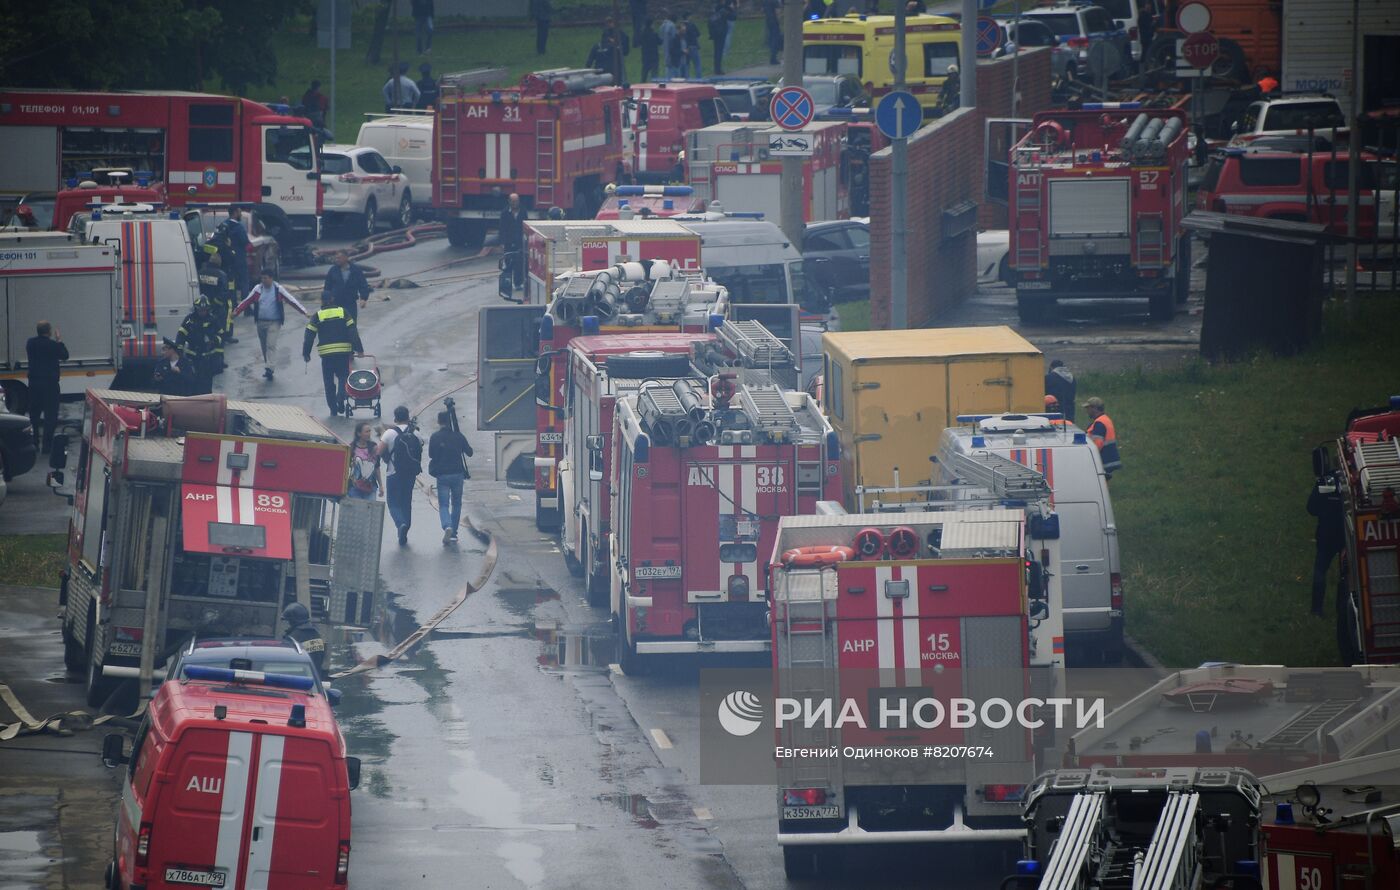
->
(875, 90), (923, 141)
(770, 86), (816, 132)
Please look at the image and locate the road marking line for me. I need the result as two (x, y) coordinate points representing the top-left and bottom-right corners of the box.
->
(650, 728), (673, 750)
(693, 806), (713, 821)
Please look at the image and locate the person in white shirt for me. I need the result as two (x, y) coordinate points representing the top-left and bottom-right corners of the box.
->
(234, 270), (310, 380)
(382, 64), (421, 111)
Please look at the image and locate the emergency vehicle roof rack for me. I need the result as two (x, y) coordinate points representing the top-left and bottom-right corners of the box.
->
(439, 67), (509, 89)
(936, 442), (1053, 503)
(1355, 438), (1400, 504)
(739, 383), (799, 435)
(716, 319), (794, 371)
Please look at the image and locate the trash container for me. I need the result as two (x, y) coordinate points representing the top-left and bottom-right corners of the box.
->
(1181, 211), (1329, 361)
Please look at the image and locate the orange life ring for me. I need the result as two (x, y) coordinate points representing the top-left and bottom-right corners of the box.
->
(782, 545), (856, 568)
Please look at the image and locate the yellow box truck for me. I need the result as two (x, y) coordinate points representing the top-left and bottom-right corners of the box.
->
(821, 326), (1044, 504)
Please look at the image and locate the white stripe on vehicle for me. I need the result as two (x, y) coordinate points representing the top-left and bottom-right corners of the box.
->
(486, 134), (498, 180)
(875, 565), (895, 678)
(563, 132), (608, 153)
(238, 486), (255, 526)
(244, 733), (285, 890)
(239, 442), (259, 488)
(216, 486), (233, 524)
(214, 732), (254, 890)
(217, 440), (236, 486)
(900, 565), (921, 686)
(499, 133), (512, 178)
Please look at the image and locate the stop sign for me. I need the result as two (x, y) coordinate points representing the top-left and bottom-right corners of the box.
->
(1181, 31), (1221, 71)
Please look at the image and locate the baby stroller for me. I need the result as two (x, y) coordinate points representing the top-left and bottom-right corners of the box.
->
(344, 354), (382, 418)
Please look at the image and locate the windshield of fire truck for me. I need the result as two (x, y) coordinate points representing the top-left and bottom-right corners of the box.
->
(267, 127), (316, 171)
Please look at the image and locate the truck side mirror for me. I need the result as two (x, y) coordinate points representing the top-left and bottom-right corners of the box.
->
(534, 354), (552, 407)
(306, 171), (321, 180)
(1312, 446), (1333, 479)
(345, 756), (362, 790)
(49, 434), (69, 470)
(586, 435), (603, 452)
(327, 686), (342, 707)
(588, 448), (604, 483)
(391, 165), (402, 174)
(101, 733), (128, 768)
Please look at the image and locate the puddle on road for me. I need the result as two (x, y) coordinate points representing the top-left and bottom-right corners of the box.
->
(495, 586), (561, 618)
(533, 622), (616, 671)
(597, 792), (660, 829)
(0, 830), (49, 890)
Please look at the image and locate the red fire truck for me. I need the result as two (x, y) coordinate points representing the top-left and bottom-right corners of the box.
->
(769, 509), (1041, 879)
(1316, 396), (1400, 665)
(621, 82), (733, 184)
(610, 370), (841, 667)
(595, 185), (709, 220)
(1007, 104), (1191, 323)
(686, 121), (851, 223)
(559, 318), (807, 604)
(531, 265), (729, 532)
(55, 391), (383, 707)
(0, 90), (323, 243)
(523, 217), (703, 305)
(432, 69), (625, 249)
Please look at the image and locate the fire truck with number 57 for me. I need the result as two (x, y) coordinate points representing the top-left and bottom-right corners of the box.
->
(1007, 105), (1191, 324)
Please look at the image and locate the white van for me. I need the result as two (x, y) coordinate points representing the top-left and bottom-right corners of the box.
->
(70, 209), (200, 384)
(938, 413), (1124, 663)
(356, 113), (433, 214)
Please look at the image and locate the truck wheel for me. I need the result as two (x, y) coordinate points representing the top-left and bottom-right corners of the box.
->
(1148, 284), (1174, 321)
(397, 191), (413, 229)
(63, 621), (85, 673)
(84, 610), (118, 710)
(1, 380), (28, 415)
(1016, 291), (1051, 324)
(536, 491), (561, 532)
(1209, 39), (1249, 82)
(1174, 236), (1192, 304)
(362, 198), (379, 238)
(446, 219), (486, 250)
(615, 614), (648, 676)
(585, 531), (609, 608)
(1337, 565), (1364, 665)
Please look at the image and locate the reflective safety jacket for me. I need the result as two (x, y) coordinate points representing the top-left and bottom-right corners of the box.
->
(303, 305), (364, 358)
(1087, 413), (1122, 475)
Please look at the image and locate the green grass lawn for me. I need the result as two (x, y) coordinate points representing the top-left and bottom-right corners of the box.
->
(0, 533), (67, 589)
(267, 16), (776, 142)
(835, 300), (872, 332)
(1082, 297), (1400, 667)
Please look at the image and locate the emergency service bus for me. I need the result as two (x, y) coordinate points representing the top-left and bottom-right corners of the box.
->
(802, 13), (961, 110)
(0, 90), (324, 242)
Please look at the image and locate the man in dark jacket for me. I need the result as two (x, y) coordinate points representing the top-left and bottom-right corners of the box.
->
(416, 63), (439, 109)
(640, 18), (662, 81)
(1308, 480), (1346, 617)
(530, 0), (552, 54)
(499, 193), (526, 290)
(176, 299), (224, 394)
(25, 321), (68, 452)
(412, 0), (434, 54)
(282, 602), (326, 678)
(152, 339), (194, 396)
(224, 206), (251, 301)
(587, 32), (627, 87)
(428, 409), (474, 543)
(321, 251), (372, 323)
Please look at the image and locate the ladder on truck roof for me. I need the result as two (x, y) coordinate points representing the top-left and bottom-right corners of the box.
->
(717, 319), (794, 370)
(1038, 792), (1106, 890)
(937, 443), (1054, 503)
(1356, 438), (1400, 505)
(1132, 791), (1201, 890)
(740, 384), (799, 436)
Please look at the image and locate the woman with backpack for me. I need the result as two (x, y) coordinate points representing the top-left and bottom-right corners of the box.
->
(347, 422), (383, 501)
(378, 405), (422, 546)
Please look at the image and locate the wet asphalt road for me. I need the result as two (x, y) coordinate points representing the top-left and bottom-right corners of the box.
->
(0, 229), (1200, 889)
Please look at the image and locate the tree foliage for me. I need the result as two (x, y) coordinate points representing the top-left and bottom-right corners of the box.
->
(0, 0), (311, 94)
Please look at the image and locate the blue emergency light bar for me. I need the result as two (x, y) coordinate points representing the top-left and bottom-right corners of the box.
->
(183, 664), (316, 692)
(726, 211), (765, 219)
(1081, 102), (1142, 110)
(614, 185), (694, 197)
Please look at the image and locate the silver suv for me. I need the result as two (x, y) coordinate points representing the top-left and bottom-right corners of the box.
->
(1022, 4), (1132, 80)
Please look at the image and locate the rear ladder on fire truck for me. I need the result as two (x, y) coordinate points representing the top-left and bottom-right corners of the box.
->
(1038, 790), (1106, 890)
(1036, 788), (1203, 890)
(1132, 790), (1202, 890)
(773, 568), (844, 812)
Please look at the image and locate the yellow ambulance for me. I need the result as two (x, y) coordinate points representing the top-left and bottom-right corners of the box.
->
(802, 13), (962, 111)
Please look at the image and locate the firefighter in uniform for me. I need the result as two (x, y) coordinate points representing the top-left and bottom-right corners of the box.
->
(281, 602), (326, 678)
(303, 301), (364, 417)
(176, 298), (224, 394)
(198, 253), (236, 360)
(1083, 396), (1122, 478)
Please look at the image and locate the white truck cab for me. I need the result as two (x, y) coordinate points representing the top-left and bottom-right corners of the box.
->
(938, 413), (1125, 663)
(69, 208), (200, 384)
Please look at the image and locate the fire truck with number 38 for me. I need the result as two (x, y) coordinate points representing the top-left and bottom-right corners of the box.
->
(608, 333), (842, 668)
(1007, 105), (1191, 324)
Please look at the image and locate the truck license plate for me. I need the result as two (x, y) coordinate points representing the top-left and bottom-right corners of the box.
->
(539, 432), (563, 444)
(118, 323), (136, 339)
(108, 643), (143, 657)
(784, 805), (839, 820)
(165, 868), (226, 887)
(1018, 281), (1052, 290)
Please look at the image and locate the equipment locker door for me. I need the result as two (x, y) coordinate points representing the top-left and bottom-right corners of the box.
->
(849, 360), (948, 492)
(245, 735), (338, 889)
(476, 305), (545, 432)
(945, 357), (1017, 420)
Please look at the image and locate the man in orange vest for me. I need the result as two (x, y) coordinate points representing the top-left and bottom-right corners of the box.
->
(1044, 395), (1070, 426)
(1083, 396), (1122, 477)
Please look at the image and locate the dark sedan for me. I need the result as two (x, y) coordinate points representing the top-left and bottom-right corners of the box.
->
(802, 219), (870, 305)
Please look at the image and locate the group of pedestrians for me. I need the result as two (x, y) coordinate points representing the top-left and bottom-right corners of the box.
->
(347, 406), (474, 547)
(571, 3), (741, 84)
(381, 62), (439, 112)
